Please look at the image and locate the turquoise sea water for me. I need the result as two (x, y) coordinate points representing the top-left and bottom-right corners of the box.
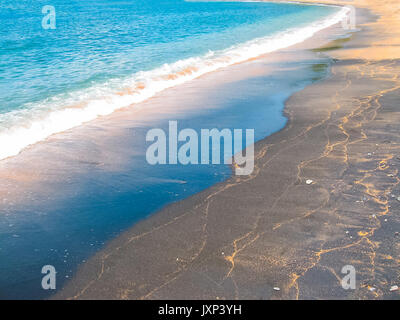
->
(0, 0), (345, 159)
(0, 0), (347, 299)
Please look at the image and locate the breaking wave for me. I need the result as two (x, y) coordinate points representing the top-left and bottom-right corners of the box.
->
(0, 6), (349, 160)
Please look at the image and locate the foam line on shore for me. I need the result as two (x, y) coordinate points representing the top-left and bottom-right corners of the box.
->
(0, 5), (350, 161)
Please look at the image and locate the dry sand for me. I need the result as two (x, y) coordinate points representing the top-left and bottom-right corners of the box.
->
(54, 1), (400, 299)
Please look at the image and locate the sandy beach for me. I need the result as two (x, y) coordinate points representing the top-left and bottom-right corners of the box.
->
(48, 1), (400, 300)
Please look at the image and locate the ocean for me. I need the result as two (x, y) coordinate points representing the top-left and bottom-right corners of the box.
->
(0, 0), (347, 160)
(0, 0), (348, 299)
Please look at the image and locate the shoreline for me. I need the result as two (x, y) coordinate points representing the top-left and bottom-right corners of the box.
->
(57, 0), (400, 299)
(1, 0), (399, 300)
(0, 3), (345, 299)
(0, 3), (347, 162)
(51, 7), (385, 299)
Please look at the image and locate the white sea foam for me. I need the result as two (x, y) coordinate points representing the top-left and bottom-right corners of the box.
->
(0, 6), (350, 160)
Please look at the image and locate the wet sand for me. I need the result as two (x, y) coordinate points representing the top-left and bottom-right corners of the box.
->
(54, 1), (400, 299)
